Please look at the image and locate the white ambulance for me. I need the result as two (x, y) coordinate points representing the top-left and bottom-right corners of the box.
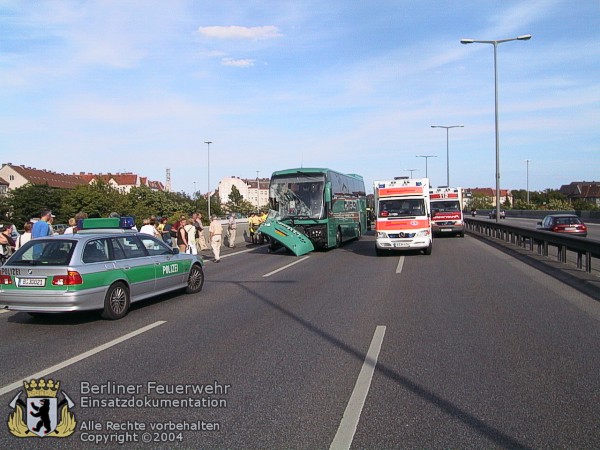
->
(429, 187), (465, 237)
(373, 177), (432, 255)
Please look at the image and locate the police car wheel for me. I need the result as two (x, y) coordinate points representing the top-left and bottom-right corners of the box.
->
(186, 264), (205, 294)
(101, 282), (130, 320)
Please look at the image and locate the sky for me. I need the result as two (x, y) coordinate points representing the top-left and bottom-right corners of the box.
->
(1, 0), (598, 195)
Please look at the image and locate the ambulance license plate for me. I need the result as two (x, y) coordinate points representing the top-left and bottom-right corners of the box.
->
(394, 242), (410, 248)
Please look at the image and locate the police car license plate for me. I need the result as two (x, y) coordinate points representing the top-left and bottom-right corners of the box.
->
(18, 278), (46, 287)
(394, 242), (410, 248)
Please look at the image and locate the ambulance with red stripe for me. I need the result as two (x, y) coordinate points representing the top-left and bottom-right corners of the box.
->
(429, 187), (465, 237)
(373, 177), (432, 255)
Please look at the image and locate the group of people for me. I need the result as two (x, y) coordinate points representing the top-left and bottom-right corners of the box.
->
(0, 208), (247, 265)
(140, 212), (238, 264)
(248, 211), (268, 245)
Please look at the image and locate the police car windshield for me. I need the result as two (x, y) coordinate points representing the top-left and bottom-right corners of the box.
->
(9, 240), (75, 266)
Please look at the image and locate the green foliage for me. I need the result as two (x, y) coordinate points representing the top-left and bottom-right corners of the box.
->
(224, 199), (255, 216)
(224, 185), (254, 215)
(228, 185), (244, 205)
(61, 180), (124, 220)
(513, 199), (536, 210)
(8, 183), (65, 227)
(572, 199), (599, 211)
(468, 193), (493, 210)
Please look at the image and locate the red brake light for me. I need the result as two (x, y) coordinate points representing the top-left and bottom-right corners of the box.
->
(52, 271), (83, 286)
(0, 275), (13, 285)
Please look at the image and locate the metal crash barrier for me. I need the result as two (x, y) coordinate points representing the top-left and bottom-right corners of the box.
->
(465, 218), (600, 274)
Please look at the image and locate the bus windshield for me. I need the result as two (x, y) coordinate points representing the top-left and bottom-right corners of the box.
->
(269, 175), (325, 220)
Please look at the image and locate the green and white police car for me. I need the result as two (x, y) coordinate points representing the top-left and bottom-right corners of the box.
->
(0, 217), (204, 320)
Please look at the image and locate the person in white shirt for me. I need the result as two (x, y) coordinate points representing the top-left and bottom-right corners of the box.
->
(15, 222), (33, 249)
(139, 218), (158, 237)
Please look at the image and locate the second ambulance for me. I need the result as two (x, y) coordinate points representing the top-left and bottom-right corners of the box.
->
(429, 187), (464, 237)
(373, 177), (432, 255)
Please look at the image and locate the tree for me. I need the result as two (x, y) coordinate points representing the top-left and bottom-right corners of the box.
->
(8, 183), (65, 226)
(228, 186), (244, 205)
(61, 180), (124, 220)
(469, 193), (493, 210)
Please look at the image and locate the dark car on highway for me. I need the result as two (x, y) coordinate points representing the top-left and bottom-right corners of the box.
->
(488, 209), (506, 219)
(537, 214), (587, 237)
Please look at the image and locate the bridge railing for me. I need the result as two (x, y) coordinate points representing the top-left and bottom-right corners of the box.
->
(464, 218), (600, 273)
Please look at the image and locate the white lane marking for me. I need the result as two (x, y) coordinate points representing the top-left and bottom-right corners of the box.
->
(0, 309), (10, 314)
(0, 321), (166, 397)
(330, 325), (386, 450)
(220, 248), (255, 259)
(262, 256), (311, 278)
(395, 256), (405, 274)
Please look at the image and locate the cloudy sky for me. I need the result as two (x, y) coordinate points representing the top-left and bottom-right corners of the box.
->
(1, 1), (598, 195)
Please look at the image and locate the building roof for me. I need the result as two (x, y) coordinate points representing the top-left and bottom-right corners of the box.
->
(8, 164), (88, 189)
(559, 181), (600, 198)
(2, 164), (164, 191)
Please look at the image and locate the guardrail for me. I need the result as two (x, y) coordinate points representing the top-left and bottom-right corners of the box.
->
(464, 218), (600, 273)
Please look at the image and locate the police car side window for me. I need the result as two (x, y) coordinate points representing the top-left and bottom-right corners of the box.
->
(138, 235), (172, 256)
(83, 240), (109, 263)
(109, 238), (127, 260)
(116, 236), (146, 259)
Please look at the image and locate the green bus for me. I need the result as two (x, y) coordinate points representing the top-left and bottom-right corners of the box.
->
(260, 168), (367, 255)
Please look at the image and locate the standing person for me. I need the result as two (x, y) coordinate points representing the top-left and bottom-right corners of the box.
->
(227, 213), (237, 248)
(32, 209), (54, 239)
(0, 225), (16, 253)
(159, 217), (172, 246)
(209, 215), (222, 262)
(249, 212), (262, 244)
(193, 213), (208, 251)
(259, 210), (268, 244)
(63, 218), (77, 234)
(182, 218), (196, 255)
(176, 217), (188, 253)
(15, 222), (33, 249)
(139, 218), (156, 236)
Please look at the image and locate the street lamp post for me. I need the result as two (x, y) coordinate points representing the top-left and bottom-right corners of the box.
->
(204, 141), (212, 218)
(406, 169), (417, 178)
(460, 34), (531, 222)
(525, 159), (531, 204)
(431, 125), (463, 187)
(416, 155), (437, 179)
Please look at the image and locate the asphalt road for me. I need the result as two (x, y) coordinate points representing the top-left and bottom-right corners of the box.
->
(1, 234), (600, 449)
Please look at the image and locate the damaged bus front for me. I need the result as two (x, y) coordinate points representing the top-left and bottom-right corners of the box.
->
(259, 168), (366, 256)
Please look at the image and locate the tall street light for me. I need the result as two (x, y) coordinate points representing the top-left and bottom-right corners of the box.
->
(406, 169), (418, 178)
(525, 159), (531, 204)
(416, 155), (437, 180)
(204, 141), (212, 218)
(461, 34), (531, 222)
(431, 125), (463, 187)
